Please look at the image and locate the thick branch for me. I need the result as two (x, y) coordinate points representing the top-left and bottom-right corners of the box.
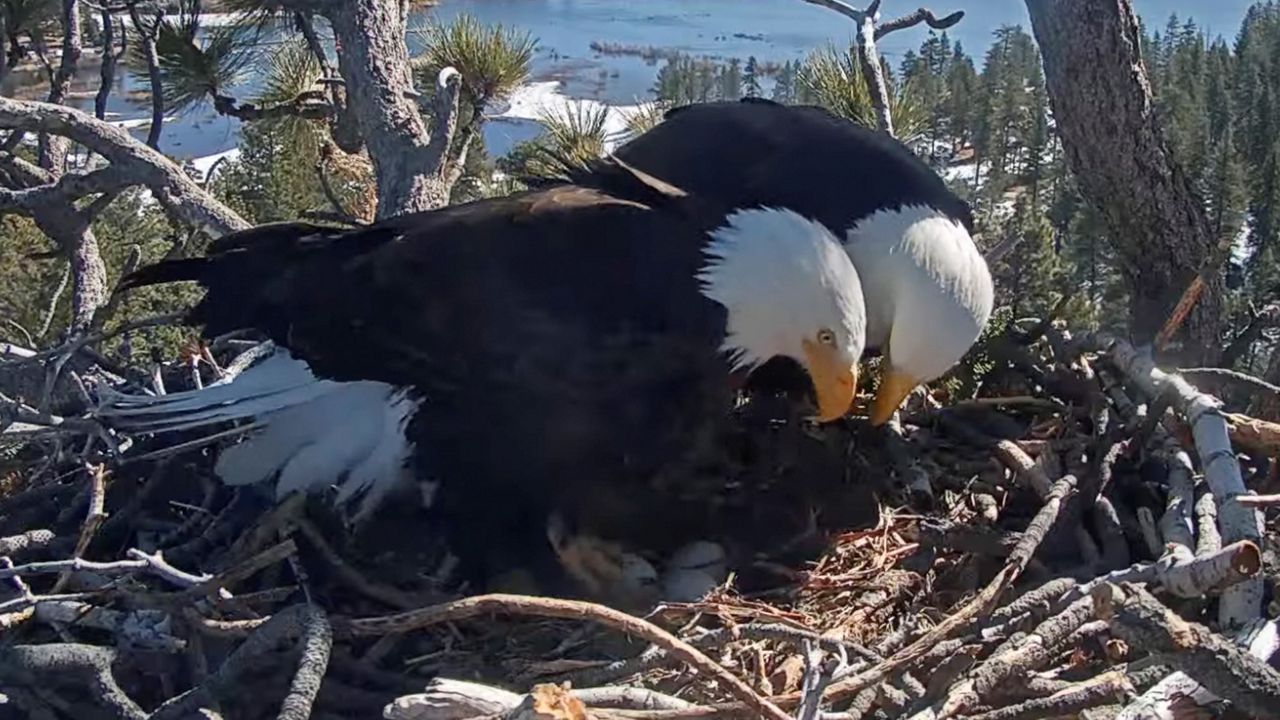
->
(1093, 583), (1280, 720)
(0, 165), (127, 214)
(0, 96), (250, 236)
(1094, 334), (1265, 626)
(0, 644), (146, 720)
(875, 8), (965, 39)
(212, 92), (334, 121)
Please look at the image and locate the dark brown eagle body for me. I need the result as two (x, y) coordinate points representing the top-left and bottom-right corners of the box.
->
(118, 180), (753, 590)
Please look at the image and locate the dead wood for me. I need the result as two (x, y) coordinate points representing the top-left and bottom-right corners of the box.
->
(0, 643), (146, 720)
(1089, 334), (1265, 626)
(334, 593), (792, 720)
(934, 596), (1095, 717)
(960, 671), (1133, 720)
(1091, 582), (1280, 720)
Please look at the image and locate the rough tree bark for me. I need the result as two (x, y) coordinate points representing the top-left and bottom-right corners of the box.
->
(1024, 0), (1222, 361)
(17, 0), (109, 336)
(321, 0), (459, 218)
(0, 97), (250, 237)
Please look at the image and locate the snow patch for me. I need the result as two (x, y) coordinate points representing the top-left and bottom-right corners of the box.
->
(190, 148), (242, 182)
(496, 81), (653, 152)
(942, 162), (978, 185)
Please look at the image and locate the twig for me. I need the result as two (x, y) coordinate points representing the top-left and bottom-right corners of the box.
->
(139, 538), (298, 609)
(1235, 493), (1280, 508)
(693, 622), (880, 664)
(51, 462), (107, 593)
(0, 312), (184, 368)
(336, 593), (792, 720)
(0, 548), (207, 587)
(1091, 583), (1280, 720)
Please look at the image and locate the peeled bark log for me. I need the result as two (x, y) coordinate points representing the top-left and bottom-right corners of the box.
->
(1093, 583), (1280, 720)
(1095, 335), (1265, 627)
(1024, 0), (1222, 358)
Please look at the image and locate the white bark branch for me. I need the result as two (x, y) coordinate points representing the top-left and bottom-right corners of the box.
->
(1088, 334), (1265, 626)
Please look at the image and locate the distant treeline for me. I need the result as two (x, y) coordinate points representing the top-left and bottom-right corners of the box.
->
(590, 41), (784, 76)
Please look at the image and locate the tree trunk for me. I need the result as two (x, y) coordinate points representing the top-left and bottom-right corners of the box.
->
(128, 7), (164, 150)
(1024, 0), (1222, 360)
(323, 0), (452, 218)
(94, 11), (121, 120)
(39, 0), (82, 173)
(32, 206), (108, 335)
(0, 13), (9, 88)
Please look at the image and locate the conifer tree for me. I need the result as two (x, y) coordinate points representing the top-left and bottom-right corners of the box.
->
(743, 55), (762, 97)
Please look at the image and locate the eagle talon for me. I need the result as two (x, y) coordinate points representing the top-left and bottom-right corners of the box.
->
(546, 515), (659, 606)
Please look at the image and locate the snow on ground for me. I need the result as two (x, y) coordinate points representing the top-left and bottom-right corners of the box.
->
(190, 148), (241, 181)
(90, 12), (281, 31)
(942, 161), (979, 185)
(496, 81), (651, 152)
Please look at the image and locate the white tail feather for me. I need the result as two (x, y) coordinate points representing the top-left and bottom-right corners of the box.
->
(96, 347), (419, 519)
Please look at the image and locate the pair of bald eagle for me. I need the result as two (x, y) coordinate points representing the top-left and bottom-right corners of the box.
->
(101, 99), (993, 602)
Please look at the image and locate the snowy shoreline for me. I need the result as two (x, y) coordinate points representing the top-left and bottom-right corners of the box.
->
(181, 80), (650, 174)
(494, 81), (653, 152)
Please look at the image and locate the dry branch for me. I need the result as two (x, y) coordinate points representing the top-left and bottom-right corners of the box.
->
(32, 600), (184, 651)
(0, 529), (56, 557)
(277, 606), (333, 720)
(335, 593), (792, 720)
(1092, 583), (1280, 720)
(1118, 619), (1279, 720)
(960, 671), (1133, 720)
(0, 96), (249, 236)
(0, 643), (146, 720)
(1091, 335), (1264, 626)
(935, 596), (1095, 717)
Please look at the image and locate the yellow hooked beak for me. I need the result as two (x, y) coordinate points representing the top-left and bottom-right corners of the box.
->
(869, 365), (921, 426)
(801, 338), (858, 423)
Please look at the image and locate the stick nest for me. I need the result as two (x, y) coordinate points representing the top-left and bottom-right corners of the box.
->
(1, 322), (1278, 720)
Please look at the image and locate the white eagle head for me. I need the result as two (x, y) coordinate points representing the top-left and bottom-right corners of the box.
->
(698, 206), (867, 422)
(845, 205), (995, 425)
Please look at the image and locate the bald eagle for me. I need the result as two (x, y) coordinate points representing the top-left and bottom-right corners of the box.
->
(101, 165), (867, 600)
(557, 98), (995, 424)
